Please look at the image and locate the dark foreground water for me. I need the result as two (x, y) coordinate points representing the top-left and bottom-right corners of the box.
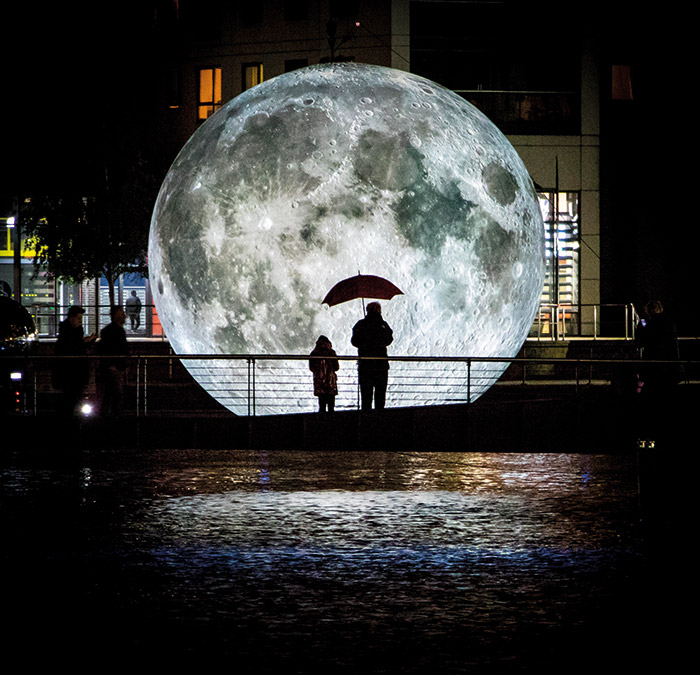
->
(1, 449), (680, 672)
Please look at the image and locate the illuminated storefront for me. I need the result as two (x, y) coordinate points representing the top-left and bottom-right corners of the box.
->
(0, 217), (160, 337)
(535, 191), (580, 337)
(0, 216), (57, 333)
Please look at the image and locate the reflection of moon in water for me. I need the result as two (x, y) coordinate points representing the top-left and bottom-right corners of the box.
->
(148, 63), (544, 415)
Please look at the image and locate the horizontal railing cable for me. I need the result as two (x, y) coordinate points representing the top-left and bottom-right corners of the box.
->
(3, 352), (698, 417)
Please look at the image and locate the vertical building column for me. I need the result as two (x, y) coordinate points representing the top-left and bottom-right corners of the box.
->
(579, 37), (601, 336)
(391, 0), (410, 71)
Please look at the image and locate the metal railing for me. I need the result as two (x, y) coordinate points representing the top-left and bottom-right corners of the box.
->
(529, 303), (637, 341)
(23, 302), (638, 342)
(3, 352), (696, 418)
(455, 90), (580, 135)
(23, 303), (166, 340)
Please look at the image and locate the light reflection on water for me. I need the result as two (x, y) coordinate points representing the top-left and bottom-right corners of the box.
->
(4, 450), (650, 672)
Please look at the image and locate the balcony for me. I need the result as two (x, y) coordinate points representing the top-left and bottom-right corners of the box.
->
(456, 90), (580, 136)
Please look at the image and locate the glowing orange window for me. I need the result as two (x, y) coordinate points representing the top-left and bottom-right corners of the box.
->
(198, 67), (222, 121)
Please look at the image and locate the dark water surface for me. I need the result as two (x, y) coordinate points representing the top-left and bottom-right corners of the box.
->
(2, 449), (674, 672)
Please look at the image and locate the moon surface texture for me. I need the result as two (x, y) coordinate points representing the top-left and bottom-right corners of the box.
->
(149, 63), (544, 416)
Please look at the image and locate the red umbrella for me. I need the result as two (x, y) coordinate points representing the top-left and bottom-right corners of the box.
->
(322, 274), (404, 307)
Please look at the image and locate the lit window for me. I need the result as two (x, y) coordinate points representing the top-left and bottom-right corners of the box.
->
(242, 63), (263, 91)
(530, 191), (581, 337)
(1, 217), (14, 255)
(537, 191), (580, 306)
(198, 67), (222, 121)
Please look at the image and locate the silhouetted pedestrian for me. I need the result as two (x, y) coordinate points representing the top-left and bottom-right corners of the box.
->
(635, 300), (681, 396)
(125, 290), (142, 331)
(54, 305), (96, 416)
(96, 305), (129, 416)
(309, 335), (339, 412)
(351, 301), (393, 410)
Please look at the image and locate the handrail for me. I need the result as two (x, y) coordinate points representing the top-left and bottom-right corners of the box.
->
(21, 302), (640, 342)
(6, 351), (695, 367)
(3, 352), (696, 418)
(529, 303), (637, 341)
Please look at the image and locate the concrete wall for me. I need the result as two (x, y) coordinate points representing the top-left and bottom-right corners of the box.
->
(509, 39), (602, 334)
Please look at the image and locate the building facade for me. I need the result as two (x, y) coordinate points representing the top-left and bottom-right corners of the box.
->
(146, 0), (608, 338)
(4, 0), (648, 339)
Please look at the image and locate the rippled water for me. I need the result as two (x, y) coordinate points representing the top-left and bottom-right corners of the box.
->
(3, 450), (664, 672)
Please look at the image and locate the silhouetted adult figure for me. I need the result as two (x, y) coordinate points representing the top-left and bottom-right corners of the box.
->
(54, 305), (96, 416)
(309, 335), (340, 412)
(351, 301), (393, 410)
(635, 300), (681, 397)
(96, 305), (129, 416)
(125, 290), (142, 331)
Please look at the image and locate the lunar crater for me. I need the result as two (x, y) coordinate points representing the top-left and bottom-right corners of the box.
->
(483, 162), (519, 206)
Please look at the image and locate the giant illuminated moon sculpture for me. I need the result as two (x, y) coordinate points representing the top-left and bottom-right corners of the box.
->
(148, 63), (544, 415)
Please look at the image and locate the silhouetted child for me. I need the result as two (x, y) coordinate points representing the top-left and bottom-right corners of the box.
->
(309, 335), (339, 412)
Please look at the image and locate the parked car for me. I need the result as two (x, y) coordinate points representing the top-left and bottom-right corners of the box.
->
(1, 295), (38, 412)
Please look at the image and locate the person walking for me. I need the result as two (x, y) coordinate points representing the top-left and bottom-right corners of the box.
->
(125, 290), (142, 331)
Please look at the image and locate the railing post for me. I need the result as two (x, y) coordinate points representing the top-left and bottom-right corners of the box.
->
(551, 305), (556, 341)
(626, 303), (635, 340)
(143, 356), (148, 417)
(467, 358), (472, 404)
(561, 305), (566, 338)
(247, 357), (256, 417)
(33, 367), (38, 416)
(593, 304), (598, 339)
(136, 355), (140, 417)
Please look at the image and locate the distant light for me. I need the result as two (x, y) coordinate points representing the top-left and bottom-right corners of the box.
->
(80, 402), (94, 416)
(6, 217), (15, 226)
(355, 21), (361, 27)
(10, 371), (22, 381)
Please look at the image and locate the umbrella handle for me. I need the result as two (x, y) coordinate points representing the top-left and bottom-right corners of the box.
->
(359, 270), (365, 315)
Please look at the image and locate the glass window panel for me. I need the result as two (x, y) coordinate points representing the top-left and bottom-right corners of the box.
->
(535, 191), (580, 336)
(198, 67), (222, 121)
(1, 224), (11, 253)
(214, 70), (222, 103)
(243, 63), (263, 90)
(200, 69), (213, 101)
(612, 65), (633, 100)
